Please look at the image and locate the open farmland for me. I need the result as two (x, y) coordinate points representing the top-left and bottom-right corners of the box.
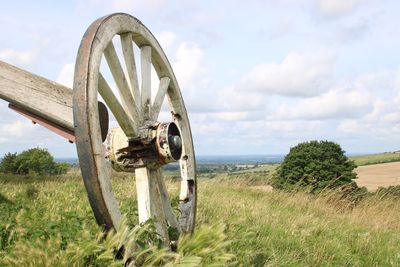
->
(355, 161), (400, 191)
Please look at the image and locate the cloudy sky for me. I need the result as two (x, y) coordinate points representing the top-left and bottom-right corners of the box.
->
(0, 0), (399, 157)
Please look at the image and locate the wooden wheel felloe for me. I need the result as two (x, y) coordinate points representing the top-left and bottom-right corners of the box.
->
(73, 13), (196, 244)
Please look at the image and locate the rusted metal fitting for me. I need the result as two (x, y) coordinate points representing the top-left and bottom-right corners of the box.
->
(156, 122), (182, 164)
(105, 122), (182, 171)
(105, 127), (131, 172)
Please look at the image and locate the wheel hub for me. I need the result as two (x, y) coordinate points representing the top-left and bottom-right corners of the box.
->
(105, 121), (182, 171)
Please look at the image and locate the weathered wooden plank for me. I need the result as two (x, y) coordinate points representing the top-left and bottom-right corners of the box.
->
(155, 171), (181, 233)
(151, 76), (170, 121)
(135, 166), (170, 246)
(120, 33), (141, 114)
(0, 60), (74, 131)
(104, 41), (142, 125)
(140, 46), (152, 120)
(98, 73), (137, 137)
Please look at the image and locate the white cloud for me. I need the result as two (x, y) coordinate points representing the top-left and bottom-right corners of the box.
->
(336, 17), (371, 42)
(76, 0), (135, 11)
(337, 119), (360, 133)
(172, 41), (219, 113)
(395, 71), (400, 105)
(192, 121), (224, 136)
(109, 0), (135, 9)
(56, 63), (75, 88)
(317, 0), (365, 17)
(354, 70), (398, 92)
(0, 120), (34, 143)
(0, 49), (36, 67)
(140, 0), (165, 9)
(1, 1), (399, 156)
(272, 87), (372, 120)
(384, 112), (400, 123)
(155, 31), (177, 49)
(76, 0), (165, 13)
(174, 42), (207, 90)
(363, 99), (386, 122)
(213, 112), (251, 121)
(217, 85), (266, 112)
(238, 50), (334, 97)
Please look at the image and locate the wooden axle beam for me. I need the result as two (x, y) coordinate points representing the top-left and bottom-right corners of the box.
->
(0, 60), (74, 131)
(0, 60), (110, 143)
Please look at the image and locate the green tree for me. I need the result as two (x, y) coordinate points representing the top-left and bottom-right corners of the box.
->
(55, 162), (70, 175)
(0, 152), (17, 174)
(13, 148), (56, 175)
(272, 140), (357, 193)
(0, 148), (70, 175)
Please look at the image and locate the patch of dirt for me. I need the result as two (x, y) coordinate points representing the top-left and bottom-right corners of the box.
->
(355, 162), (400, 191)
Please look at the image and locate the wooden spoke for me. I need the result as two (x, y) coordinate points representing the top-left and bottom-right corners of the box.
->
(155, 170), (181, 233)
(135, 167), (170, 246)
(120, 33), (141, 114)
(140, 46), (152, 120)
(98, 73), (138, 137)
(151, 77), (170, 121)
(104, 41), (142, 124)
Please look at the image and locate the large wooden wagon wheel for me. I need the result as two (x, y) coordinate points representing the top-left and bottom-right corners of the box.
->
(73, 13), (196, 244)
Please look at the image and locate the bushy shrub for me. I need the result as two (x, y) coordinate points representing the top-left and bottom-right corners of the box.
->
(0, 152), (17, 174)
(272, 140), (357, 193)
(14, 148), (56, 175)
(0, 148), (69, 175)
(55, 163), (70, 175)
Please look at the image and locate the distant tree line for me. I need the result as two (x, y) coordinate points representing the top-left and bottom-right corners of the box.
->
(0, 148), (69, 175)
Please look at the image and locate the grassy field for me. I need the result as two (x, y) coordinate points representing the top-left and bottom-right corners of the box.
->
(350, 152), (400, 166)
(1, 173), (400, 266)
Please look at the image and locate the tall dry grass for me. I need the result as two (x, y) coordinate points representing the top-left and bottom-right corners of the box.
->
(1, 174), (400, 266)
